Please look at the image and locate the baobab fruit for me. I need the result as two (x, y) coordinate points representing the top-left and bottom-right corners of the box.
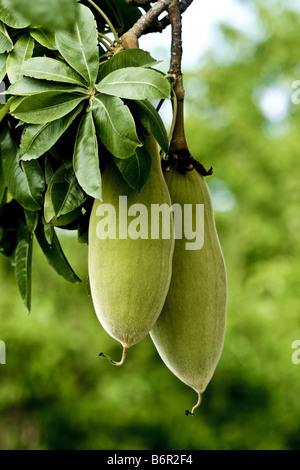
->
(88, 133), (174, 365)
(150, 167), (227, 414)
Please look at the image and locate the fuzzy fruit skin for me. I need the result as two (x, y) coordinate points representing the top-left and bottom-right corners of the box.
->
(88, 134), (174, 349)
(150, 168), (227, 395)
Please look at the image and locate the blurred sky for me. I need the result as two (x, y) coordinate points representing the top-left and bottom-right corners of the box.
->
(139, 0), (300, 70)
(139, 0), (259, 70)
(139, 0), (294, 132)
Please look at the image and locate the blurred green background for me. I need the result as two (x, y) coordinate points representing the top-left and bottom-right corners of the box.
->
(1, 0), (300, 450)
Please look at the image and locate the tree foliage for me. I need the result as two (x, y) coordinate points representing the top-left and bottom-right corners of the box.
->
(0, 0), (171, 310)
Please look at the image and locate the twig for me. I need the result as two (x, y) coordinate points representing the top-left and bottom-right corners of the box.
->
(126, 0), (174, 38)
(143, 0), (194, 34)
(130, 0), (155, 5)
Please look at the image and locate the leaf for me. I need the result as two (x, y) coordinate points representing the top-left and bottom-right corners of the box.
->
(6, 34), (34, 84)
(44, 154), (54, 186)
(0, 21), (12, 53)
(0, 52), (6, 81)
(96, 67), (171, 100)
(6, 77), (86, 97)
(93, 94), (141, 159)
(21, 57), (87, 86)
(30, 29), (57, 50)
(130, 100), (169, 153)
(49, 207), (81, 228)
(6, 0), (78, 32)
(21, 160), (45, 208)
(35, 216), (81, 283)
(24, 208), (38, 233)
(73, 109), (102, 200)
(55, 3), (99, 86)
(0, 96), (14, 123)
(14, 220), (33, 313)
(20, 103), (84, 161)
(0, 0), (30, 28)
(11, 92), (86, 124)
(7, 95), (27, 112)
(98, 49), (160, 81)
(44, 165), (86, 223)
(0, 129), (45, 210)
(113, 145), (151, 192)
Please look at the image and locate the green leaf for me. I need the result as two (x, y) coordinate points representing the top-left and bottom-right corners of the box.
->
(55, 3), (99, 86)
(130, 100), (169, 153)
(35, 216), (81, 283)
(0, 52), (6, 81)
(6, 0), (78, 32)
(0, 0), (30, 28)
(6, 34), (34, 84)
(73, 109), (101, 200)
(14, 220), (33, 313)
(96, 67), (171, 100)
(93, 94), (141, 159)
(21, 57), (87, 86)
(30, 29), (57, 50)
(44, 154), (54, 186)
(44, 165), (86, 223)
(6, 77), (86, 96)
(0, 129), (45, 210)
(7, 95), (27, 112)
(98, 49), (160, 81)
(0, 96), (14, 123)
(20, 104), (84, 161)
(0, 21), (12, 53)
(21, 159), (45, 208)
(11, 92), (86, 124)
(113, 145), (151, 192)
(49, 207), (81, 228)
(24, 208), (38, 233)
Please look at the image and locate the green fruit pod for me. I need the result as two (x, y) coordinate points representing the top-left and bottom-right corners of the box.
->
(88, 134), (174, 365)
(150, 167), (227, 413)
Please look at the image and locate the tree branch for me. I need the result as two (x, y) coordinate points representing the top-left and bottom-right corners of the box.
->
(126, 0), (174, 38)
(129, 0), (156, 6)
(142, 0), (194, 35)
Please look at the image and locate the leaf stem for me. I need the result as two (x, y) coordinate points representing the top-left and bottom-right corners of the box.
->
(99, 52), (110, 61)
(86, 0), (120, 43)
(99, 37), (114, 52)
(98, 32), (115, 47)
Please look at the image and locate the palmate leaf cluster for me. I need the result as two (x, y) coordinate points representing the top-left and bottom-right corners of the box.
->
(0, 0), (171, 312)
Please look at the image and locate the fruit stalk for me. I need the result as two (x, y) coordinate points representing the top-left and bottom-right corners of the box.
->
(99, 347), (127, 366)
